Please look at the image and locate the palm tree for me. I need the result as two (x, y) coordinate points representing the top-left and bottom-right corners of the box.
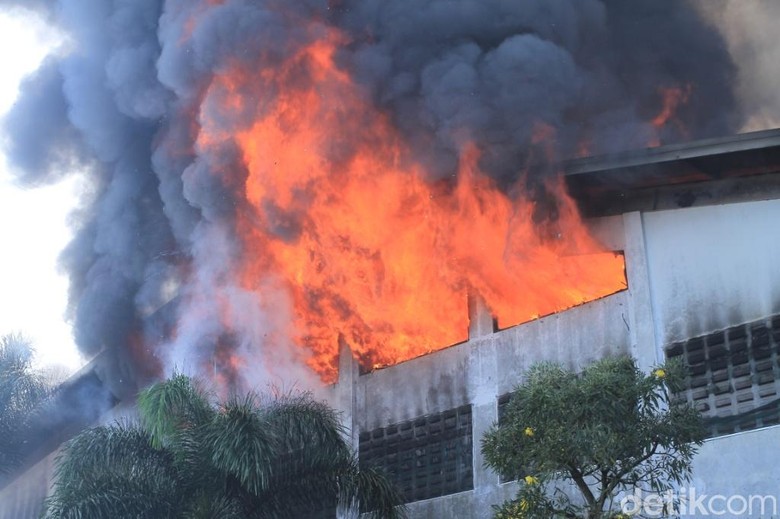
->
(0, 334), (50, 475)
(43, 374), (405, 518)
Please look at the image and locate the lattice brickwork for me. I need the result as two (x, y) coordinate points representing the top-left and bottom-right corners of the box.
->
(666, 315), (780, 436)
(358, 406), (474, 503)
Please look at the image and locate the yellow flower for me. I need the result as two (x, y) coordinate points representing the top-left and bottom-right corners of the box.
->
(524, 475), (538, 485)
(524, 427), (535, 437)
(654, 368), (666, 379)
(502, 499), (529, 519)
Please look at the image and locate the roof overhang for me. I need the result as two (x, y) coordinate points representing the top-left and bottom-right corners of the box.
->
(565, 128), (780, 216)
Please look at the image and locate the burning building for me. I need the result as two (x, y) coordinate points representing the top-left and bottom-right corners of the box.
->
(335, 128), (780, 516)
(2, 0), (780, 517)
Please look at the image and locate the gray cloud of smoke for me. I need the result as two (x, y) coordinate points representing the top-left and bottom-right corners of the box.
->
(0, 0), (742, 391)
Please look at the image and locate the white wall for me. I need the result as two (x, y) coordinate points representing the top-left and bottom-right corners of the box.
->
(688, 426), (780, 518)
(638, 200), (780, 518)
(642, 199), (780, 346)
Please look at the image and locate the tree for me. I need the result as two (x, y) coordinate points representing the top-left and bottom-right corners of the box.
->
(0, 333), (51, 475)
(481, 356), (704, 519)
(43, 374), (406, 518)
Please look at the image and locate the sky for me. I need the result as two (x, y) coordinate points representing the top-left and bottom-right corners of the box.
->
(0, 7), (84, 374)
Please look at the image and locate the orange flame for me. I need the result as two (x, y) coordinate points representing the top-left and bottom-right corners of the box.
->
(649, 84), (693, 146)
(197, 27), (626, 382)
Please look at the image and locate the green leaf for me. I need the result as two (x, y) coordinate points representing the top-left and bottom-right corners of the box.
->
(44, 374), (407, 519)
(481, 355), (705, 519)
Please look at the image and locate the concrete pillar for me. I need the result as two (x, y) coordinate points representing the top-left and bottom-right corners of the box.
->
(335, 339), (360, 450)
(469, 293), (495, 339)
(467, 332), (501, 507)
(466, 293), (500, 493)
(471, 402), (499, 486)
(622, 211), (661, 372)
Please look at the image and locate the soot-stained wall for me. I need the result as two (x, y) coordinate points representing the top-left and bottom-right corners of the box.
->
(331, 216), (632, 517)
(334, 200), (780, 518)
(643, 199), (780, 345)
(667, 314), (780, 437)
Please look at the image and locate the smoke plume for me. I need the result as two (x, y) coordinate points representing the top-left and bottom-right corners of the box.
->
(693, 0), (780, 132)
(1, 0), (742, 390)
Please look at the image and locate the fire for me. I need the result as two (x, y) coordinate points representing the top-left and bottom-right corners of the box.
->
(649, 85), (693, 146)
(197, 26), (626, 382)
(652, 85), (692, 128)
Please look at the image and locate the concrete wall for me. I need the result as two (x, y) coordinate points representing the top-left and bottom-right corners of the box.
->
(345, 291), (630, 518)
(327, 214), (633, 518)
(686, 426), (780, 518)
(0, 451), (56, 519)
(336, 270), (631, 518)
(337, 201), (780, 518)
(355, 287), (630, 433)
(643, 199), (780, 346)
(0, 401), (135, 518)
(639, 201), (780, 517)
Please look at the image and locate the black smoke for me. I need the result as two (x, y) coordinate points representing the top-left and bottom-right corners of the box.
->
(0, 0), (740, 388)
(333, 0), (738, 185)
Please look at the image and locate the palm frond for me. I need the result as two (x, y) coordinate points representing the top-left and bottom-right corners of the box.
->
(206, 394), (277, 496)
(138, 373), (215, 448)
(42, 375), (407, 519)
(43, 423), (183, 518)
(340, 464), (408, 519)
(181, 492), (245, 519)
(0, 334), (51, 474)
(262, 392), (352, 467)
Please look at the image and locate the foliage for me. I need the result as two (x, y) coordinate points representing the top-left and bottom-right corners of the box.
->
(482, 356), (704, 519)
(44, 374), (406, 518)
(0, 333), (51, 475)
